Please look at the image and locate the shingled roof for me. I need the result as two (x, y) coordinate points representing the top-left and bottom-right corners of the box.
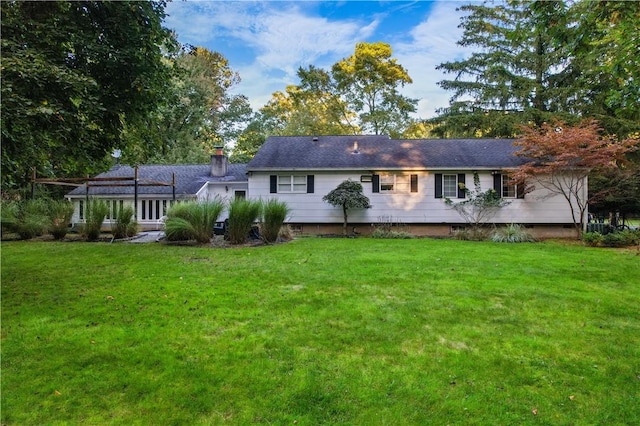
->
(67, 164), (247, 197)
(247, 135), (528, 171)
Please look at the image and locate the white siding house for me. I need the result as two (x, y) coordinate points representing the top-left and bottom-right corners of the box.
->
(67, 136), (586, 238)
(246, 136), (585, 238)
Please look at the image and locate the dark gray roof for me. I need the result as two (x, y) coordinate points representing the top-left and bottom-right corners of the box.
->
(247, 135), (528, 170)
(67, 163), (247, 197)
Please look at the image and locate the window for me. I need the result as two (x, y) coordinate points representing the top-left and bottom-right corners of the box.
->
(493, 172), (524, 199)
(270, 175), (314, 193)
(235, 190), (246, 199)
(435, 173), (465, 198)
(443, 175), (458, 198)
(502, 175), (517, 198)
(79, 200), (84, 220)
(372, 174), (418, 193)
(379, 174), (413, 193)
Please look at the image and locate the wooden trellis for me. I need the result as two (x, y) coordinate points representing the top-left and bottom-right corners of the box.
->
(31, 167), (176, 217)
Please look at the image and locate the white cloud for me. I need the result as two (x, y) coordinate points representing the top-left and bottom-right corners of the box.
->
(164, 1), (474, 119)
(394, 1), (474, 118)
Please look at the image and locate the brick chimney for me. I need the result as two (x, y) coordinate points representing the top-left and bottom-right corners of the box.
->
(210, 146), (228, 177)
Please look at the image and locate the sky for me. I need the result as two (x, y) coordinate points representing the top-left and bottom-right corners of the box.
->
(163, 1), (475, 119)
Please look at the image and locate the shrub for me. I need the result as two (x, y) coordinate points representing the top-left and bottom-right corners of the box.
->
(602, 230), (640, 248)
(454, 227), (490, 241)
(370, 228), (414, 239)
(164, 200), (224, 244)
(582, 232), (604, 247)
(47, 199), (75, 240)
(1, 200), (20, 238)
(81, 199), (109, 241)
(112, 205), (138, 239)
(260, 199), (290, 243)
(491, 224), (535, 243)
(227, 198), (262, 244)
(2, 199), (50, 240)
(371, 216), (413, 239)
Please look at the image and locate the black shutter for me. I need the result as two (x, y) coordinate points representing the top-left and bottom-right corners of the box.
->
(517, 181), (525, 199)
(372, 174), (380, 193)
(307, 175), (314, 193)
(493, 173), (502, 197)
(410, 174), (418, 193)
(457, 173), (466, 198)
(435, 173), (443, 198)
(270, 175), (277, 193)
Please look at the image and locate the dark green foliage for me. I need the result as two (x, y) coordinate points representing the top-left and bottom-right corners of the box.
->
(602, 230), (640, 248)
(227, 199), (262, 244)
(1, 1), (175, 193)
(491, 224), (536, 243)
(164, 200), (224, 244)
(80, 199), (109, 241)
(432, 0), (640, 138)
(111, 205), (138, 240)
(582, 232), (605, 247)
(260, 199), (290, 243)
(47, 199), (74, 240)
(0, 199), (49, 240)
(323, 180), (371, 236)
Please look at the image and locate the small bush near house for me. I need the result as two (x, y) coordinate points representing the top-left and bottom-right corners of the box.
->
(602, 229), (640, 248)
(227, 198), (262, 244)
(164, 200), (224, 244)
(582, 231), (604, 247)
(491, 223), (536, 243)
(453, 226), (491, 241)
(260, 199), (290, 243)
(47, 199), (75, 240)
(80, 199), (109, 241)
(370, 228), (414, 239)
(111, 205), (138, 240)
(371, 215), (413, 239)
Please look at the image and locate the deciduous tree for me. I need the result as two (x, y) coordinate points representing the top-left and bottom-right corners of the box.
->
(1, 1), (175, 194)
(323, 180), (371, 236)
(510, 120), (639, 238)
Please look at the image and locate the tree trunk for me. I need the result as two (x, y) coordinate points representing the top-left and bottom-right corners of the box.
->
(342, 205), (348, 236)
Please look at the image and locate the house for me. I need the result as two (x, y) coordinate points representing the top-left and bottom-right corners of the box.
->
(67, 136), (584, 238)
(246, 135), (582, 238)
(66, 150), (248, 229)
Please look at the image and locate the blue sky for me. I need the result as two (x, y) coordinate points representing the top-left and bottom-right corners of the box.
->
(164, 1), (474, 119)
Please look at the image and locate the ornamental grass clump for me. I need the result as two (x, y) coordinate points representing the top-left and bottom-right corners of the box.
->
(491, 223), (536, 243)
(47, 199), (74, 240)
(81, 199), (109, 241)
(227, 198), (262, 244)
(260, 199), (290, 243)
(164, 200), (224, 244)
(1, 199), (50, 240)
(111, 205), (138, 240)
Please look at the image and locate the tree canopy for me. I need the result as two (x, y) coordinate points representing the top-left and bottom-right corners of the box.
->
(259, 42), (417, 139)
(1, 1), (176, 194)
(511, 120), (639, 237)
(431, 0), (640, 138)
(323, 180), (371, 236)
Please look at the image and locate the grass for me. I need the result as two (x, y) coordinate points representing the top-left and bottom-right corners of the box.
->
(2, 238), (639, 425)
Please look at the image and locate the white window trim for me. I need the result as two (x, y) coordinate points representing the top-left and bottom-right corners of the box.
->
(380, 174), (411, 193)
(443, 174), (459, 198)
(277, 175), (307, 193)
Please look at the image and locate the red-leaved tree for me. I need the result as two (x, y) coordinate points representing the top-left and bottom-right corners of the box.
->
(511, 120), (638, 238)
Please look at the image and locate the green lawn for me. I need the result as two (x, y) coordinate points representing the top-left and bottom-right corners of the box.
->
(2, 238), (639, 425)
